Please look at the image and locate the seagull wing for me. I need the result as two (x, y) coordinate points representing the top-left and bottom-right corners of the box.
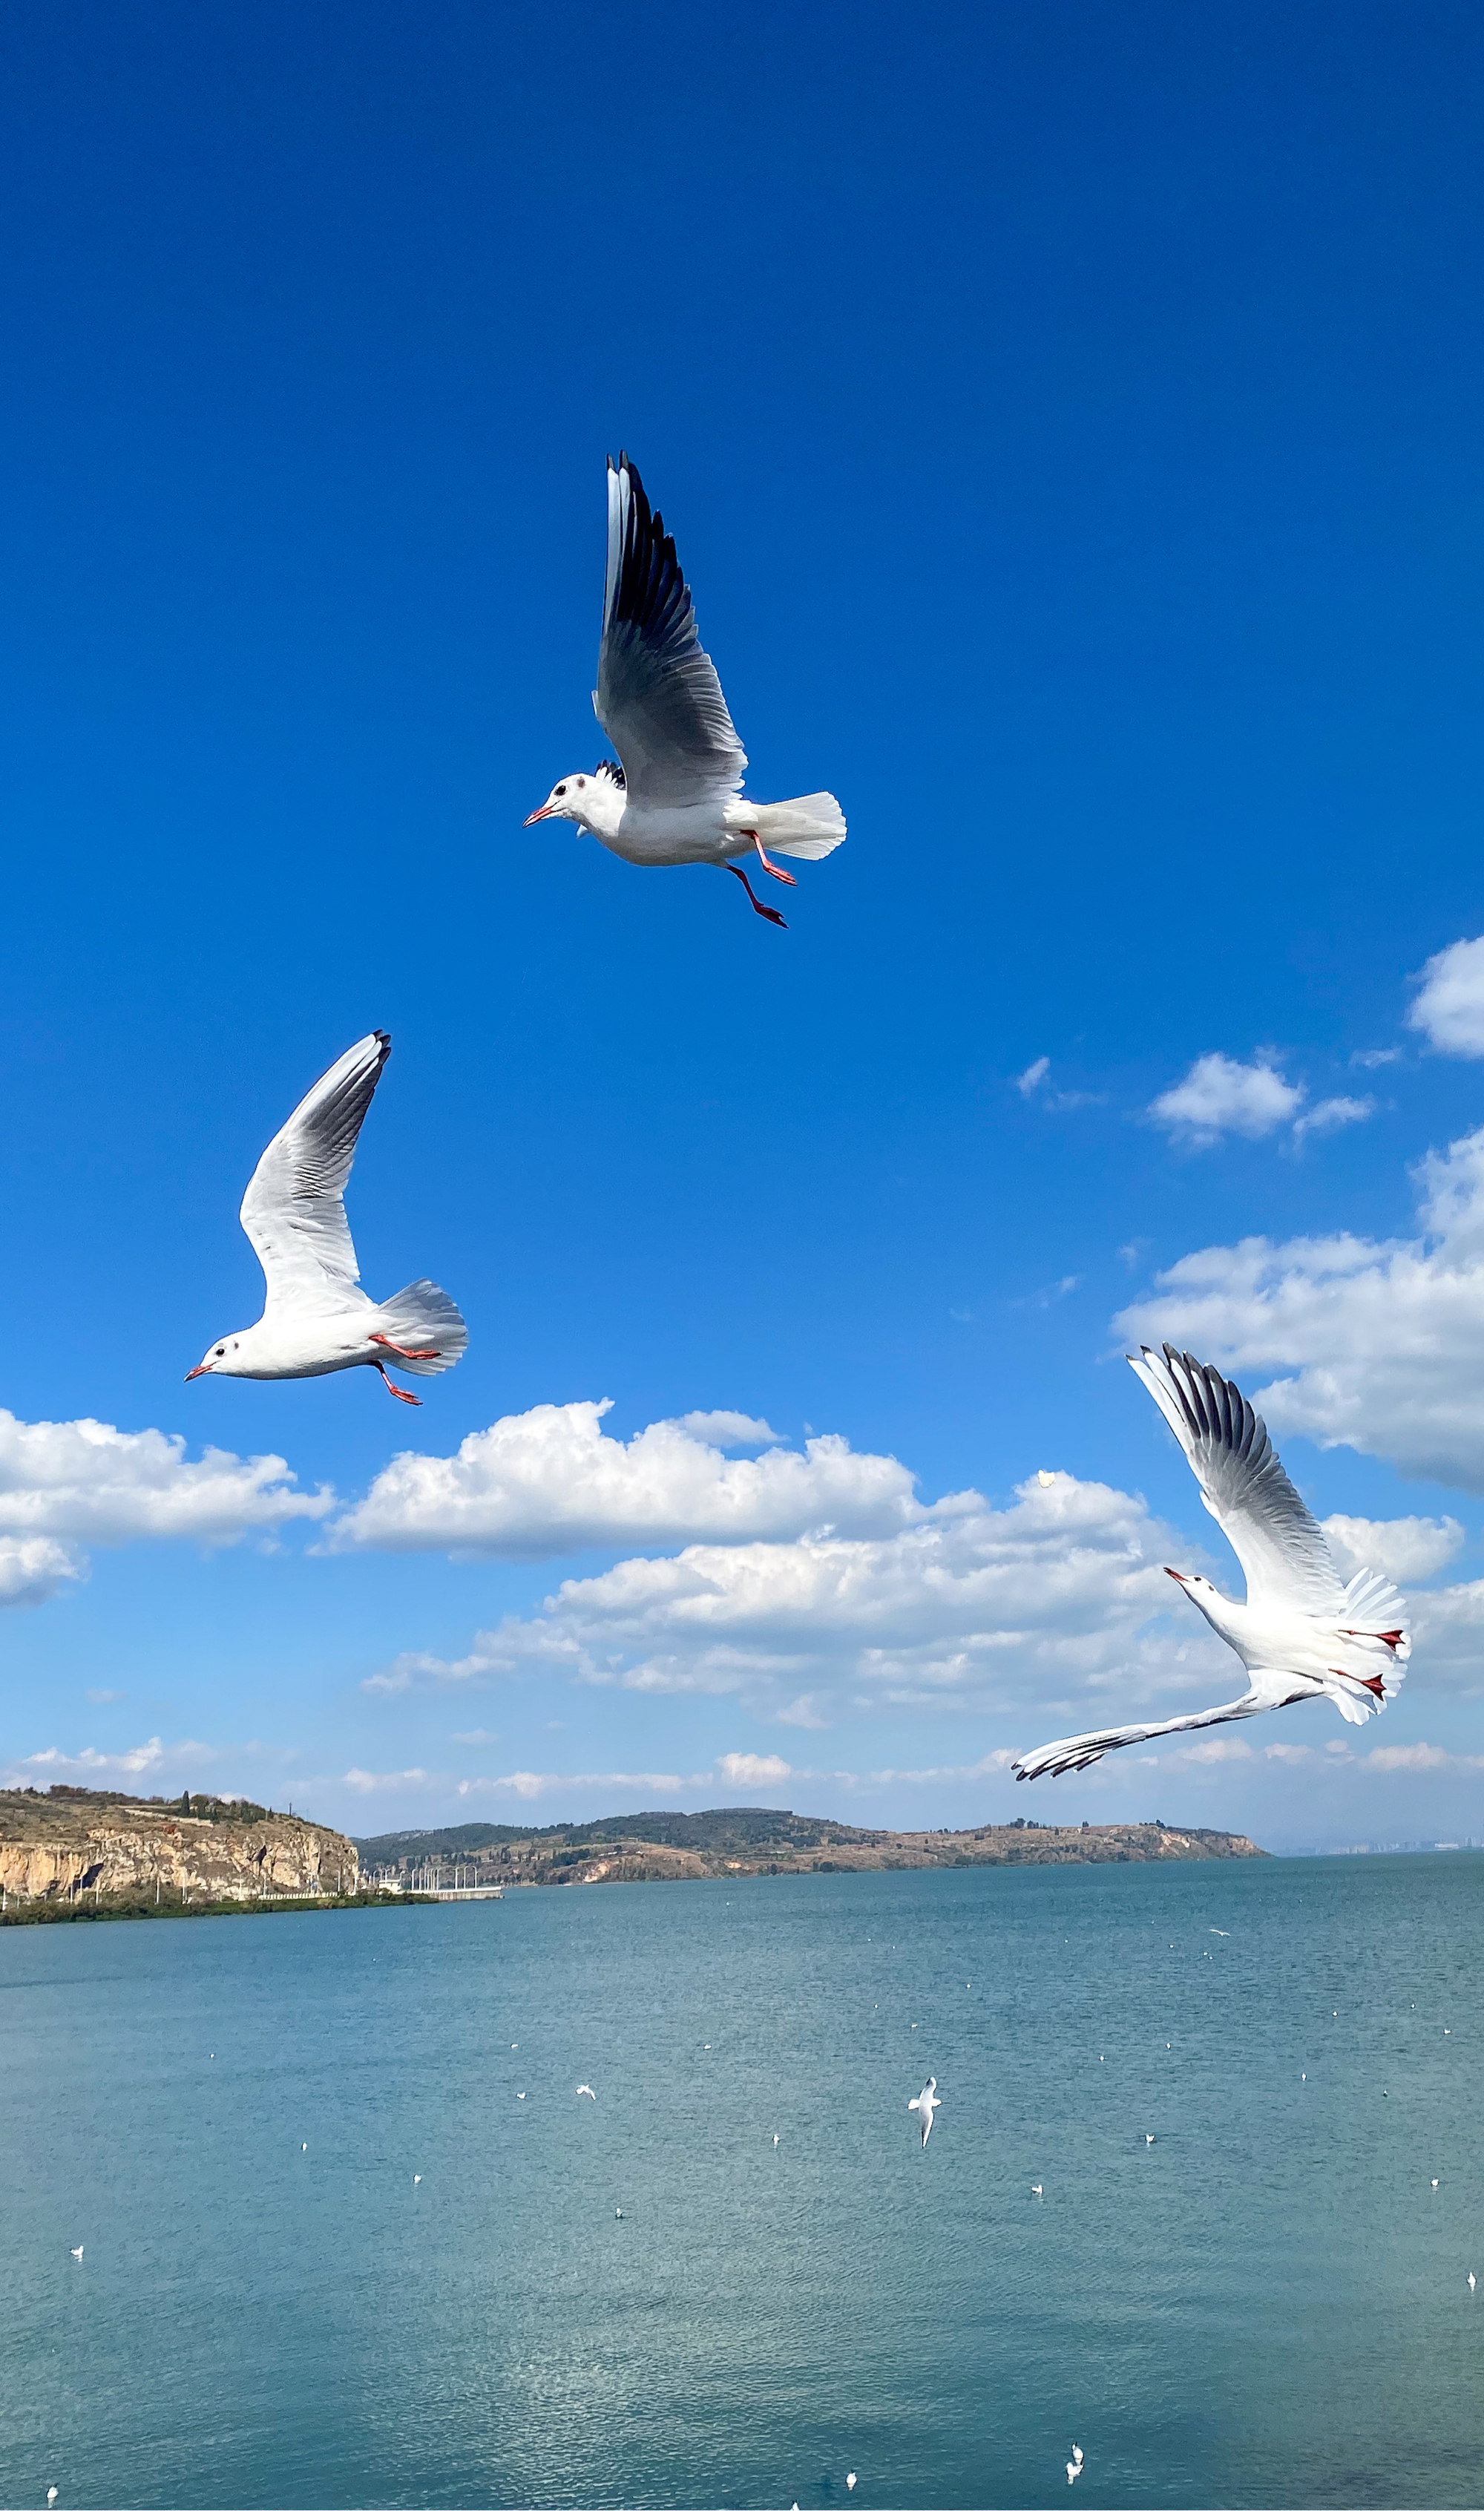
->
(1013, 1684), (1294, 1781)
(594, 454), (747, 805)
(1129, 1343), (1346, 1613)
(240, 1032), (390, 1315)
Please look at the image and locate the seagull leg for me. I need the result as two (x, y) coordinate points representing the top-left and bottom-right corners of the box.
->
(371, 1332), (441, 1362)
(726, 863), (788, 929)
(375, 1362), (422, 1407)
(749, 831), (797, 887)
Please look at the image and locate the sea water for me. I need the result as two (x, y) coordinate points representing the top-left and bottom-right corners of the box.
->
(2, 1853), (1482, 2510)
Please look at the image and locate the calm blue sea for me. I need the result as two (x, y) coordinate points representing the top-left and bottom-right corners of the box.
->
(2, 1855), (1482, 2510)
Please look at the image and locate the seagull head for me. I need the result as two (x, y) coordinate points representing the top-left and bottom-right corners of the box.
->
(186, 1333), (248, 1382)
(523, 765), (624, 837)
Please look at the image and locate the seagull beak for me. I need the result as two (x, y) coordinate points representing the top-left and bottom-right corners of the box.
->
(1164, 1566), (1188, 1582)
(523, 803), (556, 825)
(184, 1364), (210, 1381)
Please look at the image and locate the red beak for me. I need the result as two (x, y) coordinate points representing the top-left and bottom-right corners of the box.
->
(184, 1365), (210, 1381)
(1165, 1566), (1188, 1582)
(523, 803), (556, 825)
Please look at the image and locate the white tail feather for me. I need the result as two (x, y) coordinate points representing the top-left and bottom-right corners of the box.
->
(372, 1278), (468, 1377)
(748, 793), (847, 860)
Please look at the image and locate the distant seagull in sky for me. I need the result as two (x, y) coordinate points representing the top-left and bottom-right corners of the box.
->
(908, 2077), (941, 2147)
(523, 454), (846, 929)
(1014, 1346), (1410, 1778)
(186, 1032), (467, 1407)
(576, 2084), (597, 2099)
(69, 2246), (82, 2261)
(1067, 2445), (1084, 2486)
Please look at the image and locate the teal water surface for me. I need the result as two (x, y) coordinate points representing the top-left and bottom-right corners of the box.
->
(3, 1855), (1482, 2509)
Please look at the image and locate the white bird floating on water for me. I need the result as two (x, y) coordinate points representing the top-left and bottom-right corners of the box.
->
(1067, 2444), (1084, 2486)
(1031, 2183), (1043, 2198)
(1469, 2271), (1476, 2292)
(186, 1032), (467, 1407)
(847, 2476), (857, 2492)
(47, 2488), (58, 2505)
(908, 2077), (941, 2148)
(523, 454), (846, 930)
(69, 2247), (82, 2261)
(576, 2084), (597, 2100)
(1145, 2134), (1155, 2146)
(413, 2174), (421, 2184)
(1013, 1346), (1411, 1779)
(1433, 2178), (1439, 2189)
(773, 2133), (780, 2147)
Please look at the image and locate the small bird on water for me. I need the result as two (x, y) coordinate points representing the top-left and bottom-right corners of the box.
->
(186, 1032), (467, 1407)
(1066, 2445), (1084, 2486)
(47, 2488), (58, 2505)
(1014, 1346), (1410, 1778)
(576, 2084), (597, 2100)
(523, 455), (846, 930)
(1145, 2134), (1155, 2146)
(69, 2247), (82, 2261)
(846, 2477), (857, 2493)
(1469, 2272), (1476, 2293)
(1031, 2184), (1043, 2198)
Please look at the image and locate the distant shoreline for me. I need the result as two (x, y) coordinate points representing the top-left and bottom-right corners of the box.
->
(0, 1888), (409, 1929)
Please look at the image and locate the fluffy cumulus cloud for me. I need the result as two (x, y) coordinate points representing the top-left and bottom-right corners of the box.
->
(1117, 1124), (1484, 1489)
(1320, 1513), (1463, 1584)
(364, 1469), (1234, 1729)
(1408, 935), (1484, 1057)
(0, 1735), (217, 1788)
(1148, 1054), (1374, 1153)
(1149, 1053), (1303, 1146)
(0, 1409), (330, 1606)
(327, 1401), (925, 1556)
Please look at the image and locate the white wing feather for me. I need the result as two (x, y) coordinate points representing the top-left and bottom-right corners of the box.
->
(594, 454), (747, 805)
(240, 1032), (390, 1315)
(1129, 1343), (1347, 1613)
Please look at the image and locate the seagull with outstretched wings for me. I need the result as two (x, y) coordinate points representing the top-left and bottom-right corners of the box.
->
(186, 1032), (467, 1405)
(1013, 1345), (1410, 1781)
(524, 454), (846, 928)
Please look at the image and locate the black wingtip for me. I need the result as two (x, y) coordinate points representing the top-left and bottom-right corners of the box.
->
(374, 1029), (391, 1053)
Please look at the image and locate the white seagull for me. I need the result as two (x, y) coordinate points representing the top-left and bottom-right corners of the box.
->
(47, 2489), (58, 2506)
(523, 454), (846, 929)
(576, 2084), (597, 2099)
(1066, 2445), (1084, 2486)
(186, 1032), (467, 1406)
(69, 2246), (83, 2261)
(1013, 1345), (1411, 1780)
(908, 2076), (941, 2147)
(847, 2477), (857, 2493)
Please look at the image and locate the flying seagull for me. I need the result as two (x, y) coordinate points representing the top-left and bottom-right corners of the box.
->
(1013, 1345), (1410, 1780)
(524, 454), (846, 928)
(186, 1032), (467, 1406)
(908, 2076), (940, 2147)
(576, 2084), (597, 2099)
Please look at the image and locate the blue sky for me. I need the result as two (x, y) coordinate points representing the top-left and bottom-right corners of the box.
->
(3, 0), (1484, 1850)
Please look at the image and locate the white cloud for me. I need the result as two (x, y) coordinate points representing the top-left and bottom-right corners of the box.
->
(1320, 1514), (1464, 1584)
(1161, 1737), (1255, 1765)
(1292, 1096), (1375, 1145)
(1365, 1741), (1484, 1773)
(1016, 1056), (1050, 1096)
(328, 1399), (926, 1556)
(867, 1749), (1016, 1782)
(0, 1535), (80, 1608)
(1117, 1124), (1484, 1488)
(2, 1735), (215, 1787)
(372, 1470), (1230, 1736)
(454, 1768), (689, 1802)
(1351, 1047), (1401, 1070)
(674, 1412), (781, 1447)
(717, 1751), (792, 1786)
(1149, 1053), (1303, 1148)
(341, 1765), (432, 1794)
(1408, 935), (1484, 1057)
(0, 1411), (329, 1549)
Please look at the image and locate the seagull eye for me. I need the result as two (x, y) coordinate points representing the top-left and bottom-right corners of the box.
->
(215, 1346), (225, 1358)
(555, 784), (567, 797)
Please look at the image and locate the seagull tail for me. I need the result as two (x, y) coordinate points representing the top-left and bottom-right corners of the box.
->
(372, 1279), (469, 1376)
(748, 793), (847, 860)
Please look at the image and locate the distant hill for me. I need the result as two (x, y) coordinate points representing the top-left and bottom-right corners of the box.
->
(352, 1805), (1264, 1883)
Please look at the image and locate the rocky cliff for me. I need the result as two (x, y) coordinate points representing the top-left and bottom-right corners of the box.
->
(0, 1787), (358, 1908)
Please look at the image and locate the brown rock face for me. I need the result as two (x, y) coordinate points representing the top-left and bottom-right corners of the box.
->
(0, 1788), (358, 1906)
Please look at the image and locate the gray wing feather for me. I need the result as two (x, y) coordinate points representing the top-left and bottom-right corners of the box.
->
(594, 454), (747, 805)
(1129, 1343), (1345, 1613)
(1013, 1689), (1276, 1781)
(240, 1032), (390, 1311)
